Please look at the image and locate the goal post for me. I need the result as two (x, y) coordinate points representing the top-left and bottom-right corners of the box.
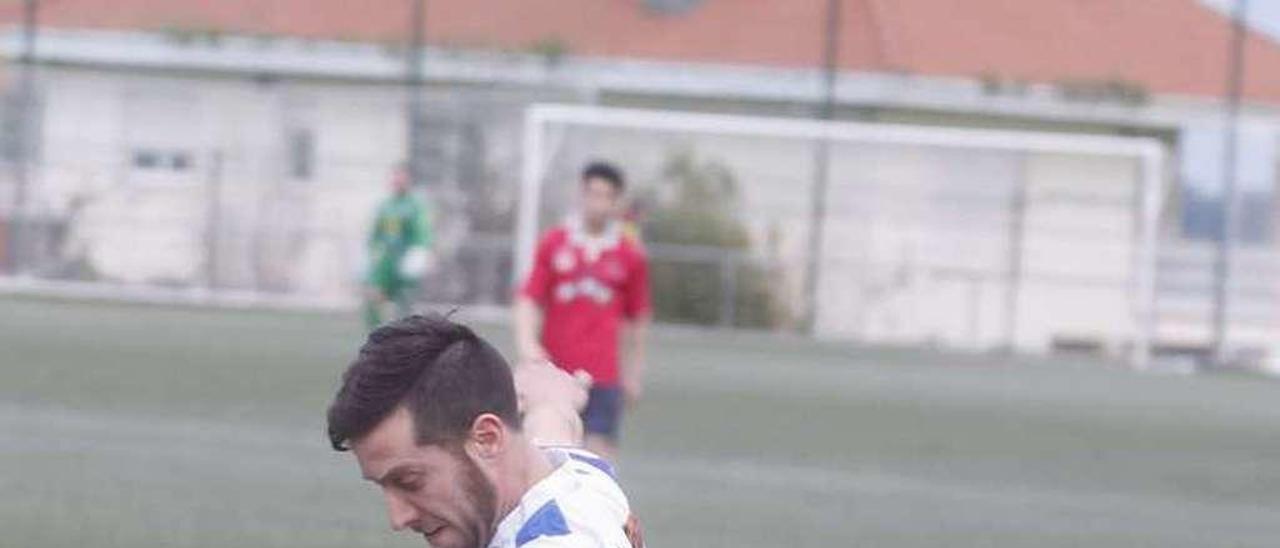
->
(517, 103), (1166, 368)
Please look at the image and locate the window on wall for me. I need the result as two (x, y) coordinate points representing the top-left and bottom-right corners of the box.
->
(644, 0), (705, 16)
(131, 148), (194, 172)
(122, 88), (201, 184)
(0, 87), (43, 164)
(287, 127), (314, 181)
(172, 151), (192, 171)
(281, 94), (316, 182)
(1178, 123), (1275, 245)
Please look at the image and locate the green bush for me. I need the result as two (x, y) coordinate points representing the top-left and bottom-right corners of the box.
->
(640, 151), (789, 328)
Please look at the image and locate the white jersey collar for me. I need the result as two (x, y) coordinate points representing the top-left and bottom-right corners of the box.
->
(564, 214), (621, 263)
(488, 456), (577, 548)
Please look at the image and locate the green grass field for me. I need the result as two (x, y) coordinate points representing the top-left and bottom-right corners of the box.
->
(3, 294), (1280, 547)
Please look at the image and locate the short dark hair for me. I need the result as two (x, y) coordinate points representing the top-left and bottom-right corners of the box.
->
(326, 314), (520, 451)
(581, 161), (625, 193)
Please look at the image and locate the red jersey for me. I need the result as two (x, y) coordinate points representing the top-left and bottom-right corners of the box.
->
(520, 218), (651, 386)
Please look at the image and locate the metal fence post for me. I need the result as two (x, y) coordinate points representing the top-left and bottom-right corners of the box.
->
(205, 150), (224, 289)
(719, 252), (738, 327)
(1004, 158), (1029, 351)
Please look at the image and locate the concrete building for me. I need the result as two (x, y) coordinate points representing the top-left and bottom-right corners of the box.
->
(0, 0), (1276, 358)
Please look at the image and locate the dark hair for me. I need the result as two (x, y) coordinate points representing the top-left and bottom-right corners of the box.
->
(581, 161), (625, 193)
(326, 314), (519, 451)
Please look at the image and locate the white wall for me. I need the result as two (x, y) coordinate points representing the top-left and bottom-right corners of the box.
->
(814, 146), (1145, 354)
(30, 67), (406, 292)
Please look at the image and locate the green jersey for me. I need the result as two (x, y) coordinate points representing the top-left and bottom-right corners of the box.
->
(363, 192), (431, 328)
(369, 193), (431, 262)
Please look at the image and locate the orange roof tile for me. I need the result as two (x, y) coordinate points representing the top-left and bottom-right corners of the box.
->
(5, 0), (1277, 102)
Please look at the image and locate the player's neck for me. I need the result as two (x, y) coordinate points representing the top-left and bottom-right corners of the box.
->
(496, 438), (555, 520)
(582, 218), (610, 235)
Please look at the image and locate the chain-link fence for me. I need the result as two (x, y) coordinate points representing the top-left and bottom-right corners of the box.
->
(1, 70), (1276, 367)
(0, 158), (787, 329)
(0, 81), (542, 309)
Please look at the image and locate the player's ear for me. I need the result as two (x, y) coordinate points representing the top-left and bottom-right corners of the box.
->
(467, 413), (507, 461)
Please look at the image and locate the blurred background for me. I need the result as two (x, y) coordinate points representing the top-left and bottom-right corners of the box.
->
(2, 1), (1280, 547)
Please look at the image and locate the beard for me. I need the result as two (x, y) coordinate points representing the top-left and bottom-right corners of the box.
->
(454, 447), (499, 548)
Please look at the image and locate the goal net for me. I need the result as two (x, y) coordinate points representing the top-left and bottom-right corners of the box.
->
(516, 104), (1166, 367)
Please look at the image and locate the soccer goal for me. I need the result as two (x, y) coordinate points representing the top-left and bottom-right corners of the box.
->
(516, 104), (1166, 368)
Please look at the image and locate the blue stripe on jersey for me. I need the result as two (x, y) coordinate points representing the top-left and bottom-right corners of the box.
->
(568, 452), (617, 480)
(516, 500), (570, 547)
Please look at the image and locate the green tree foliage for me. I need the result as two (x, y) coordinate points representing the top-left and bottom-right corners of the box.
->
(641, 150), (789, 328)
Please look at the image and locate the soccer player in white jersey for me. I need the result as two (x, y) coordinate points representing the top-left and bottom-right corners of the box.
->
(327, 314), (643, 548)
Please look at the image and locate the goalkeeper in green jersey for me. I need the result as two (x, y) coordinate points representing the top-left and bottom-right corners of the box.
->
(363, 164), (434, 329)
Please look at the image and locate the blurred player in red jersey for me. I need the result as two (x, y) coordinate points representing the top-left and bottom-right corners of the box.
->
(514, 161), (651, 461)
